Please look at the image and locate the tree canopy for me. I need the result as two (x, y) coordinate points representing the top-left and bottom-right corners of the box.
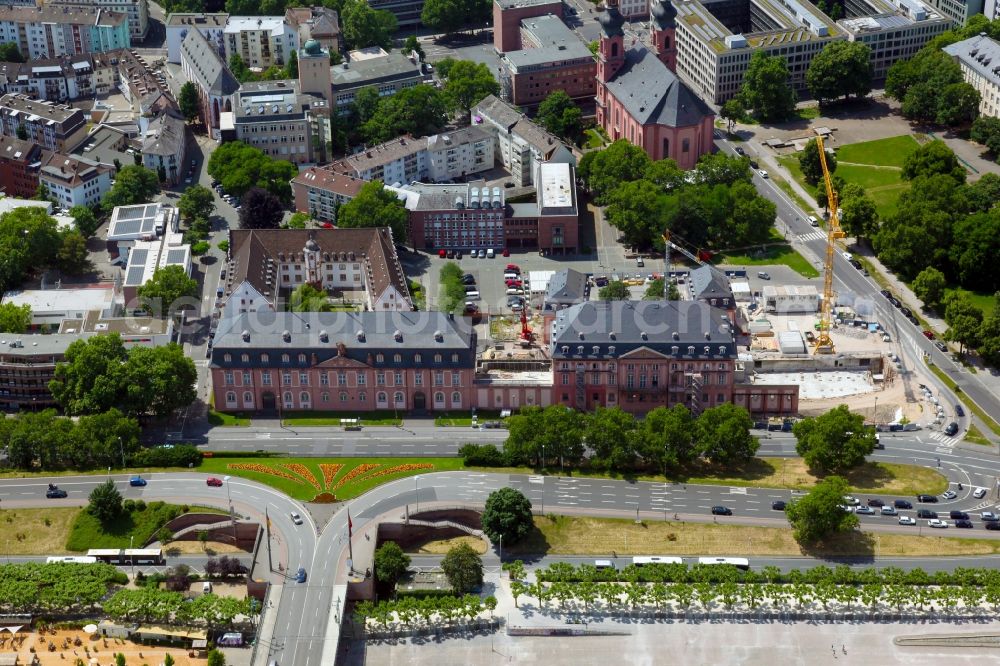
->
(178, 184), (216, 222)
(598, 280), (630, 300)
(373, 542), (410, 586)
(886, 49), (978, 126)
(69, 204), (100, 238)
(901, 140), (967, 182)
(441, 543), (483, 593)
(361, 84), (450, 143)
(798, 138), (836, 186)
(694, 403), (759, 465)
(740, 51), (797, 122)
(971, 116), (1000, 156)
(482, 487), (534, 546)
(101, 165), (160, 211)
(178, 81), (200, 123)
(441, 60), (500, 113)
(207, 141), (297, 203)
(912, 266), (947, 311)
(793, 405), (874, 473)
(289, 283), (331, 312)
(136, 265), (200, 316)
(88, 480), (123, 524)
(837, 182), (879, 240)
(0, 301), (30, 333)
(785, 475), (859, 544)
(239, 187), (284, 230)
(0, 206), (62, 292)
(341, 0), (397, 50)
(805, 41), (872, 104)
(536, 90), (583, 141)
(0, 42), (25, 63)
(336, 180), (408, 241)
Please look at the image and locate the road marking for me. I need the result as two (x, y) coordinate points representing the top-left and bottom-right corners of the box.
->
(729, 487), (747, 495)
(529, 476), (545, 484)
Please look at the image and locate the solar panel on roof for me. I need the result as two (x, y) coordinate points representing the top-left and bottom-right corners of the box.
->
(126, 265), (146, 284)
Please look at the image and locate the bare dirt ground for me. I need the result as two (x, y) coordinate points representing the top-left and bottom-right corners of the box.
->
(165, 540), (247, 555)
(1, 629), (205, 666)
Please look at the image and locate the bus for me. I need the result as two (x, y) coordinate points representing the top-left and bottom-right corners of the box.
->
(86, 548), (166, 566)
(697, 557), (750, 571)
(46, 556), (98, 564)
(632, 556), (683, 567)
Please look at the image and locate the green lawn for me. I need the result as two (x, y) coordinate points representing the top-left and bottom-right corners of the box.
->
(434, 410), (507, 426)
(796, 106), (820, 120)
(66, 501), (190, 551)
(200, 456), (464, 501)
(583, 128), (607, 149)
(835, 135), (921, 167)
(208, 410), (251, 427)
(944, 287), (996, 318)
(281, 410), (402, 426)
(716, 243), (820, 278)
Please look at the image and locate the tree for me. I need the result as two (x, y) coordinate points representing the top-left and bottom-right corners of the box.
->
(341, 0), (397, 50)
(604, 179), (672, 249)
(421, 0), (465, 34)
(289, 283), (331, 312)
(912, 266), (947, 311)
(798, 138), (836, 186)
(695, 152), (753, 187)
(88, 480), (123, 524)
(336, 180), (408, 241)
(694, 404), (758, 465)
(902, 140), (965, 183)
(582, 140), (652, 202)
(228, 54), (252, 83)
(373, 542), (411, 586)
(102, 165), (160, 211)
(837, 182), (878, 240)
(978, 294), (1000, 367)
(239, 187), (284, 230)
(178, 82), (200, 123)
(598, 280), (630, 300)
(136, 265), (200, 316)
(584, 406), (639, 469)
(122, 344), (198, 419)
(887, 49), (963, 124)
(482, 487), (534, 547)
(644, 278), (666, 300)
(178, 184), (215, 222)
(404, 35), (424, 59)
(441, 543), (483, 593)
(57, 230), (91, 275)
(352, 86), (382, 126)
(0, 42), (24, 62)
(16, 124), (27, 140)
(0, 302), (30, 333)
(361, 84), (449, 143)
(793, 405), (874, 473)
(536, 91), (583, 141)
(69, 205), (100, 238)
(964, 172), (1000, 213)
(207, 141), (298, 203)
(285, 49), (298, 78)
(635, 404), (697, 470)
(206, 649), (226, 666)
(720, 98), (744, 132)
(970, 116), (1000, 156)
(943, 291), (984, 353)
(286, 211), (309, 229)
(785, 475), (859, 544)
(936, 83), (980, 127)
(740, 50), (797, 122)
(805, 41), (872, 104)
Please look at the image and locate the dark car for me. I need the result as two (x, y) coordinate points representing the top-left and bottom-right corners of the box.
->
(889, 297), (901, 308)
(935, 341), (948, 352)
(461, 274), (476, 285)
(900, 307), (913, 318)
(45, 484), (67, 499)
(594, 276), (609, 287)
(949, 511), (970, 520)
(917, 494), (939, 503)
(446, 250), (455, 259)
(772, 500), (786, 511)
(867, 498), (885, 507)
(986, 522), (1000, 531)
(894, 499), (913, 509)
(956, 404), (965, 418)
(880, 290), (892, 299)
(734, 146), (745, 155)
(849, 259), (863, 270)
(944, 422), (959, 437)
(711, 506), (732, 516)
(907, 314), (919, 326)
(749, 159), (759, 169)
(917, 509), (939, 519)
(955, 519), (974, 528)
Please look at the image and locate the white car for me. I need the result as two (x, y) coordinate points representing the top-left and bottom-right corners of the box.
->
(486, 248), (495, 258)
(838, 505), (854, 513)
(974, 487), (988, 499)
(842, 495), (861, 506)
(757, 169), (769, 179)
(898, 516), (916, 525)
(927, 519), (949, 528)
(841, 251), (852, 262)
(290, 512), (303, 525)
(469, 249), (478, 258)
(981, 511), (998, 521)
(942, 490), (958, 500)
(808, 216), (819, 226)
(880, 506), (897, 516)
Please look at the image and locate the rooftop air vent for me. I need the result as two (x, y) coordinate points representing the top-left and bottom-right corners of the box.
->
(434, 330), (443, 342)
(319, 330), (329, 342)
(356, 330), (365, 342)
(241, 330), (250, 342)
(394, 329), (403, 342)
(282, 330), (291, 342)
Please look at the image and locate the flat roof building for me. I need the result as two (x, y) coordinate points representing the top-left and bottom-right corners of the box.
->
(107, 203), (179, 261)
(232, 79), (330, 165)
(493, 0), (564, 53)
(331, 50), (423, 114)
(122, 230), (192, 307)
(2, 286), (120, 327)
(499, 14), (597, 106)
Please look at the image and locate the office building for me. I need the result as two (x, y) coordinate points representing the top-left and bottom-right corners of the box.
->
(493, 0), (563, 52)
(944, 34), (1000, 118)
(232, 79), (330, 165)
(498, 14), (597, 106)
(331, 49), (424, 115)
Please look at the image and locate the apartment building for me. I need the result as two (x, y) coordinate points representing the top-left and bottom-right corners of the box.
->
(471, 94), (574, 186)
(180, 27), (240, 140)
(37, 152), (114, 208)
(220, 227), (412, 316)
(0, 53), (116, 102)
(673, 0), (949, 104)
(944, 34), (1000, 118)
(331, 49), (424, 115)
(499, 14), (597, 106)
(47, 0), (150, 41)
(166, 12), (228, 64)
(0, 135), (49, 198)
(232, 79), (330, 165)
(224, 16), (297, 70)
(291, 167), (365, 223)
(0, 6), (130, 61)
(285, 7), (341, 54)
(0, 94), (88, 152)
(141, 110), (186, 185)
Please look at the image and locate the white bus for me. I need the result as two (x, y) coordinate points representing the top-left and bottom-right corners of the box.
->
(632, 556), (683, 567)
(697, 557), (750, 571)
(46, 556), (98, 564)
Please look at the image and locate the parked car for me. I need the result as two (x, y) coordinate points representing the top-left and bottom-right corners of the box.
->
(900, 307), (912, 318)
(935, 341), (948, 352)
(842, 496), (860, 506)
(856, 506), (876, 515)
(501, 248), (510, 257)
(927, 519), (948, 528)
(987, 522), (1000, 531)
(46, 484), (67, 498)
(438, 249), (447, 258)
(129, 476), (147, 487)
(880, 289), (892, 299)
(757, 169), (769, 179)
(898, 516), (916, 525)
(955, 404), (965, 418)
(771, 500), (786, 511)
(206, 477), (223, 487)
(711, 506), (732, 516)
(734, 146), (745, 155)
(974, 488), (988, 499)
(942, 489), (958, 500)
(894, 499), (913, 509)
(922, 330), (935, 340)
(867, 498), (884, 507)
(461, 274), (476, 285)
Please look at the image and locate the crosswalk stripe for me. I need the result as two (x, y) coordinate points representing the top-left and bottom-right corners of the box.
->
(797, 232), (826, 242)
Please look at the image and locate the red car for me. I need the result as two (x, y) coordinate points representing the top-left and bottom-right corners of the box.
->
(505, 263), (520, 272)
(321, 222), (333, 229)
(438, 249), (447, 258)
(923, 330), (936, 340)
(206, 477), (224, 487)
(505, 279), (523, 288)
(501, 248), (510, 257)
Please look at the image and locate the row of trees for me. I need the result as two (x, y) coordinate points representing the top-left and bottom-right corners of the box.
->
(0, 409), (140, 471)
(578, 142), (776, 251)
(421, 0), (490, 36)
(0, 206), (94, 294)
(354, 594), (497, 634)
(0, 562), (126, 614)
(50, 333), (198, 419)
(494, 403), (758, 472)
(103, 587), (253, 630)
(207, 141), (297, 205)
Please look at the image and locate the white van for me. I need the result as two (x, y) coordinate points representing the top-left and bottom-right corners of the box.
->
(503, 272), (519, 281)
(202, 581), (213, 593)
(808, 216), (819, 226)
(594, 559), (615, 570)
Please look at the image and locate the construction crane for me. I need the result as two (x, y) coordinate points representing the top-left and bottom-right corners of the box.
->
(814, 135), (845, 354)
(662, 231), (706, 299)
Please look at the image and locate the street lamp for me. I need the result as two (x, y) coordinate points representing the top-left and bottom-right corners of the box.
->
(118, 436), (126, 470)
(498, 534), (502, 564)
(224, 476), (235, 544)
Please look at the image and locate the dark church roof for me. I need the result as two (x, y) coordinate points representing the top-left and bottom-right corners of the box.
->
(598, 2), (624, 36)
(605, 46), (713, 128)
(652, 0), (677, 28)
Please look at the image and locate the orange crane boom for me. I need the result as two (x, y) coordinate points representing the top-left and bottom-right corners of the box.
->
(814, 135), (845, 354)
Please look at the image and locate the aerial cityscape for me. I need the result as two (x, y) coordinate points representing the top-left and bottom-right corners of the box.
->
(1, 0), (1000, 663)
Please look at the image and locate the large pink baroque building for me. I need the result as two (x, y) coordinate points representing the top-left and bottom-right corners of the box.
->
(594, 0), (715, 168)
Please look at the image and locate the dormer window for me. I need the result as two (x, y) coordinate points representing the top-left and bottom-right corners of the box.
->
(281, 353), (290, 363)
(608, 345), (616, 355)
(592, 345), (600, 355)
(687, 346), (695, 355)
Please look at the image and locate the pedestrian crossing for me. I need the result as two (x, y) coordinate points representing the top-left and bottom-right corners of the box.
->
(797, 231), (827, 242)
(929, 431), (959, 449)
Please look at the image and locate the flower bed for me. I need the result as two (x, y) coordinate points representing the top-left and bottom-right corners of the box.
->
(332, 464), (382, 491)
(319, 463), (344, 488)
(281, 463), (322, 490)
(361, 463), (435, 481)
(227, 463), (301, 483)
